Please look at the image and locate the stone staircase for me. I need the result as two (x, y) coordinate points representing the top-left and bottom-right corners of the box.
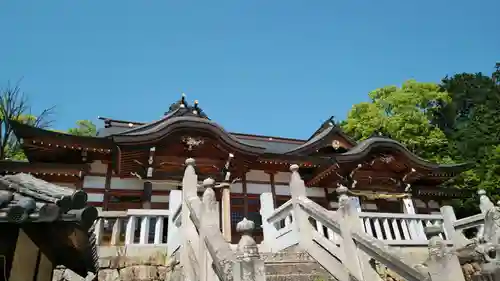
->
(262, 250), (336, 281)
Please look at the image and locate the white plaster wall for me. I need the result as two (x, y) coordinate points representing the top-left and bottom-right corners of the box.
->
(89, 161), (107, 174)
(88, 193), (104, 203)
(83, 176), (105, 189)
(111, 177), (143, 190)
(275, 172), (291, 183)
(83, 176), (143, 190)
(245, 170), (269, 182)
(245, 170), (290, 184)
(51, 182), (76, 189)
(151, 195), (169, 203)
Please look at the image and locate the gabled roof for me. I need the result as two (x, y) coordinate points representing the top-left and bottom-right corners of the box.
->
(0, 173), (98, 276)
(306, 116), (357, 145)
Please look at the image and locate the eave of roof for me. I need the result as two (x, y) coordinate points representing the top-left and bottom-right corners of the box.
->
(9, 119), (114, 148)
(284, 125), (339, 155)
(0, 160), (89, 173)
(110, 115), (267, 155)
(336, 137), (472, 172)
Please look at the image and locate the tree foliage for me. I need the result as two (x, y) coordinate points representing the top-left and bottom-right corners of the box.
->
(435, 66), (500, 210)
(67, 120), (97, 137)
(0, 81), (55, 161)
(341, 65), (500, 217)
(341, 80), (452, 162)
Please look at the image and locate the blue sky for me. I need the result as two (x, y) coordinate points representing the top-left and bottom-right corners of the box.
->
(1, 1), (498, 140)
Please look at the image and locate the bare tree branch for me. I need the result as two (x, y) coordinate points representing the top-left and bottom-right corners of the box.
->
(0, 80), (56, 160)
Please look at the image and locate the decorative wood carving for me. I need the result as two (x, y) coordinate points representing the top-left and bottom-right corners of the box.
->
(182, 136), (205, 151)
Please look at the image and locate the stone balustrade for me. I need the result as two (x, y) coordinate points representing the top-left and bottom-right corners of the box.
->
(93, 209), (170, 246)
(357, 212), (446, 245)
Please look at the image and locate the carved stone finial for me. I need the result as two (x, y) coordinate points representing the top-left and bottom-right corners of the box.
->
(336, 184), (349, 195)
(185, 158), (195, 166)
(479, 189), (495, 214)
(290, 164), (299, 172)
(236, 217), (255, 234)
(336, 184), (351, 210)
(202, 187), (218, 222)
(428, 235), (448, 260)
(202, 187), (216, 206)
(236, 218), (260, 261)
(202, 178), (215, 188)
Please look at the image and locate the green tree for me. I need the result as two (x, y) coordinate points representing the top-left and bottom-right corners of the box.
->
(67, 120), (97, 136)
(341, 80), (452, 163)
(0, 81), (55, 160)
(435, 65), (500, 212)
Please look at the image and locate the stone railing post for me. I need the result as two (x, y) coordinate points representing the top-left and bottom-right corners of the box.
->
(167, 189), (183, 254)
(259, 192), (276, 252)
(180, 158), (199, 281)
(335, 185), (379, 281)
(424, 225), (466, 281)
(233, 218), (266, 281)
(440, 205), (470, 248)
(477, 189), (493, 239)
(289, 164), (313, 245)
(200, 178), (219, 281)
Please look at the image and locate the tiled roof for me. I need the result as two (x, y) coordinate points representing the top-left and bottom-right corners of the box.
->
(0, 173), (99, 275)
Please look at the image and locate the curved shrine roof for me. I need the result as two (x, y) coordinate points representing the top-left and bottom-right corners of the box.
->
(7, 94), (470, 174)
(336, 137), (472, 171)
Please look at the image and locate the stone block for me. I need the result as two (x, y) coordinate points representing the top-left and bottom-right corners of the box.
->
(119, 265), (159, 281)
(97, 269), (120, 281)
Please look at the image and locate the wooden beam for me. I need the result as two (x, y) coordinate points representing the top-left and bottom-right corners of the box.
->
(242, 172), (248, 217)
(36, 252), (54, 281)
(103, 163), (113, 211)
(9, 229), (39, 281)
(0, 225), (19, 281)
(268, 172), (277, 207)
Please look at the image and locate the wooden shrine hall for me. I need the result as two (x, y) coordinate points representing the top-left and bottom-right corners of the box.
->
(0, 94), (472, 242)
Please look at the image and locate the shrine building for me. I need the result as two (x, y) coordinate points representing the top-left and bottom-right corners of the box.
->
(0, 94), (471, 242)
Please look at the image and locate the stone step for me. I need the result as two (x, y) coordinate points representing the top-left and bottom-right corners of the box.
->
(266, 274), (337, 281)
(264, 251), (336, 281)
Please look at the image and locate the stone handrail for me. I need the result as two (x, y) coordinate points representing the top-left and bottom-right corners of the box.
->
(94, 209), (170, 246)
(171, 201), (182, 226)
(283, 164), (466, 281)
(266, 199), (293, 223)
(180, 158), (266, 281)
(262, 196), (448, 249)
(454, 213), (485, 242)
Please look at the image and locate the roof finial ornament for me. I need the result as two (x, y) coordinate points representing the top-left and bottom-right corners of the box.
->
(180, 93), (186, 108)
(192, 100), (199, 115)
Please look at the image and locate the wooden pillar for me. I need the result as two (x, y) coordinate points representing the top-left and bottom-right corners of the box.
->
(323, 187), (330, 209)
(221, 184), (232, 242)
(242, 172), (248, 218)
(103, 163), (113, 211)
(75, 171), (84, 190)
(267, 171), (277, 207)
(221, 154), (234, 242)
(143, 147), (156, 209)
